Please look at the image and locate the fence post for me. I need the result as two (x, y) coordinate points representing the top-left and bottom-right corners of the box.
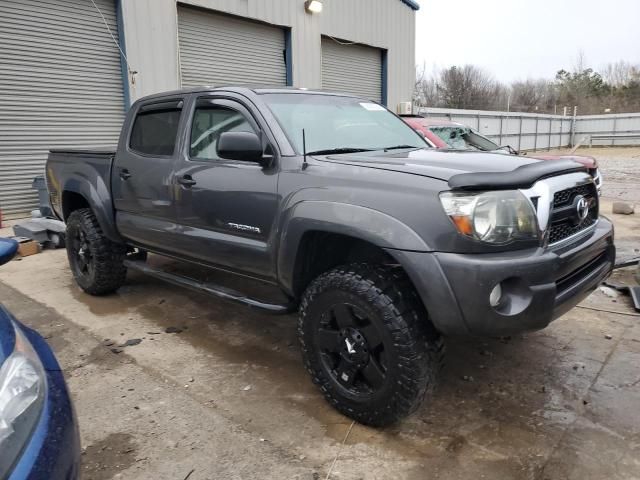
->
(548, 118), (552, 151)
(611, 116), (617, 146)
(477, 114), (481, 131)
(518, 116), (523, 151)
(499, 116), (503, 145)
(570, 106), (577, 147)
(533, 117), (539, 151)
(559, 118), (563, 148)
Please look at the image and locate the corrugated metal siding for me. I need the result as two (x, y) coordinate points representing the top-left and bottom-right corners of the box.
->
(321, 37), (382, 103)
(0, 0), (125, 218)
(178, 6), (286, 88)
(122, 0), (416, 110)
(575, 113), (640, 146)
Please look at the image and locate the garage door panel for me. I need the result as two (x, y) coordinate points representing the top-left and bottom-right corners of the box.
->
(178, 7), (286, 88)
(0, 0), (125, 218)
(321, 37), (382, 103)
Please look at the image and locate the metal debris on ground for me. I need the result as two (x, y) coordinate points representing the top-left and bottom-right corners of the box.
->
(13, 217), (66, 248)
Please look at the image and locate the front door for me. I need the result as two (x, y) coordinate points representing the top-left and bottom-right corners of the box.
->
(172, 97), (280, 279)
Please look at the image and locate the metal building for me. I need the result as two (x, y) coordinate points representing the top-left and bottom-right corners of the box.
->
(0, 0), (418, 218)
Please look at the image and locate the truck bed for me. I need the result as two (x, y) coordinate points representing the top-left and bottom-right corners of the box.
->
(46, 149), (116, 222)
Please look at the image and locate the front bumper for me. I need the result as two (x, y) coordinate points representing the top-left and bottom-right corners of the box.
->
(7, 324), (81, 480)
(390, 218), (615, 336)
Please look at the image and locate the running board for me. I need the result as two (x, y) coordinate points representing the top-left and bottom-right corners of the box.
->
(123, 259), (296, 314)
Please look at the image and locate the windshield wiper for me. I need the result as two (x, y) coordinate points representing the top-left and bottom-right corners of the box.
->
(306, 147), (373, 155)
(381, 145), (421, 151)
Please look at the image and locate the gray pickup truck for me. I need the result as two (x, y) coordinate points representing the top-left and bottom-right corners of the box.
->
(47, 87), (614, 426)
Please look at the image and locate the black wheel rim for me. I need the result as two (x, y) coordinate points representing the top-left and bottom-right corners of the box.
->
(71, 228), (93, 278)
(315, 303), (387, 397)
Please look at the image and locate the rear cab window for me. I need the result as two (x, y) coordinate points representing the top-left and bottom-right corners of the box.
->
(129, 99), (184, 156)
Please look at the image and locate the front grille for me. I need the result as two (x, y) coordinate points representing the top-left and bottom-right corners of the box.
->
(553, 184), (593, 208)
(549, 215), (596, 244)
(548, 183), (598, 245)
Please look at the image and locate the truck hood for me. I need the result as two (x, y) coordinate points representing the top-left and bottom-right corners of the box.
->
(528, 154), (597, 169)
(316, 148), (546, 182)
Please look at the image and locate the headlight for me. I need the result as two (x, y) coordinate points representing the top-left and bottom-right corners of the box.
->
(0, 323), (46, 478)
(439, 190), (539, 244)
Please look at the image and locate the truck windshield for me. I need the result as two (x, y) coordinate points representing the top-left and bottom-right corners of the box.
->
(430, 126), (500, 151)
(263, 93), (429, 155)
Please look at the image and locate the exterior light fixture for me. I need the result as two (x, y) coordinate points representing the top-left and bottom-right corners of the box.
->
(305, 0), (323, 13)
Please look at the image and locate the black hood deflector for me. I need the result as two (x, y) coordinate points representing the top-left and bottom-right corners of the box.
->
(448, 159), (586, 191)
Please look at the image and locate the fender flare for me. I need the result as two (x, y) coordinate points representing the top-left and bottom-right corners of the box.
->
(62, 176), (122, 243)
(277, 201), (431, 295)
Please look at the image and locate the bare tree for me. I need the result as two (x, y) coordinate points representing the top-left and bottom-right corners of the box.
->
(412, 56), (640, 114)
(603, 60), (637, 87)
(414, 62), (440, 107)
(510, 79), (556, 112)
(573, 49), (587, 73)
(437, 65), (501, 110)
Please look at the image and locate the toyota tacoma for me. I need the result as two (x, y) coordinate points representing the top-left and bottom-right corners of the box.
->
(46, 87), (614, 426)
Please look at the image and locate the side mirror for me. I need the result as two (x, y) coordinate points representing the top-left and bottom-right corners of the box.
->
(217, 131), (264, 163)
(0, 238), (18, 266)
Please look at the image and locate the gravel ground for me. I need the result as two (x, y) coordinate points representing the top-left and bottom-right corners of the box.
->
(547, 146), (640, 202)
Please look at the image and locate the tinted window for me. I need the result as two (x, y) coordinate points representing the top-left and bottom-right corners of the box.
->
(130, 108), (181, 156)
(190, 106), (255, 161)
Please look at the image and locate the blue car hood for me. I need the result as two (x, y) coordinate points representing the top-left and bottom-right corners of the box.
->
(0, 305), (17, 364)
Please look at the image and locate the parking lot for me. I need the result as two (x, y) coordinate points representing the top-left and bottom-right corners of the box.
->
(1, 147), (639, 480)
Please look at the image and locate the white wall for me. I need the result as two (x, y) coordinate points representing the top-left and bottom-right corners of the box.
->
(574, 113), (640, 147)
(418, 107), (640, 150)
(119, 0), (416, 110)
(420, 107), (576, 151)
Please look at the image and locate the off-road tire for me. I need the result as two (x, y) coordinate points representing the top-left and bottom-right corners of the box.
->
(299, 263), (444, 427)
(66, 208), (127, 295)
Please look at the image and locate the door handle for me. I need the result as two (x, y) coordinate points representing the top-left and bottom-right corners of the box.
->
(178, 175), (196, 187)
(119, 169), (131, 180)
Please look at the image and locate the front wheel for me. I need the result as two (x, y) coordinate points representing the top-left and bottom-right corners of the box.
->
(66, 208), (127, 295)
(299, 264), (444, 427)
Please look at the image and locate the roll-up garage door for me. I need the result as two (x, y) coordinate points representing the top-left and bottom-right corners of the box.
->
(321, 37), (382, 103)
(178, 7), (287, 88)
(0, 0), (125, 218)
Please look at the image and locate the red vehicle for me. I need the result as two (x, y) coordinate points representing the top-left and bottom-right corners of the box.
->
(402, 116), (602, 193)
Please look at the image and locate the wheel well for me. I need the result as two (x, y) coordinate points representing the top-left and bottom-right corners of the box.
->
(291, 231), (398, 298)
(61, 191), (90, 221)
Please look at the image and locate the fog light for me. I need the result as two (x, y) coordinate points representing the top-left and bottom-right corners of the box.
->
(489, 283), (503, 307)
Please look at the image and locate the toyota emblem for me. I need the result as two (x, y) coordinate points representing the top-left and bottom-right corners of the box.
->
(575, 195), (590, 224)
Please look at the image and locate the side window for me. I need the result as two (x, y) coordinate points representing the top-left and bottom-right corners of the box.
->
(130, 106), (182, 156)
(190, 106), (256, 161)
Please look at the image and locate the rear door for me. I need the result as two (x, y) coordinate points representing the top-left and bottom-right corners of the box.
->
(112, 98), (185, 250)
(172, 96), (280, 279)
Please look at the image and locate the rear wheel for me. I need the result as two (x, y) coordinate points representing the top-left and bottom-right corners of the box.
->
(66, 208), (127, 295)
(299, 263), (444, 427)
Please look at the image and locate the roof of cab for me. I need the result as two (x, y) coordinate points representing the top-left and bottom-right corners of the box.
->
(133, 86), (363, 104)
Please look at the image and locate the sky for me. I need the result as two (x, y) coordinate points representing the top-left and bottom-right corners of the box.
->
(415, 0), (640, 83)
